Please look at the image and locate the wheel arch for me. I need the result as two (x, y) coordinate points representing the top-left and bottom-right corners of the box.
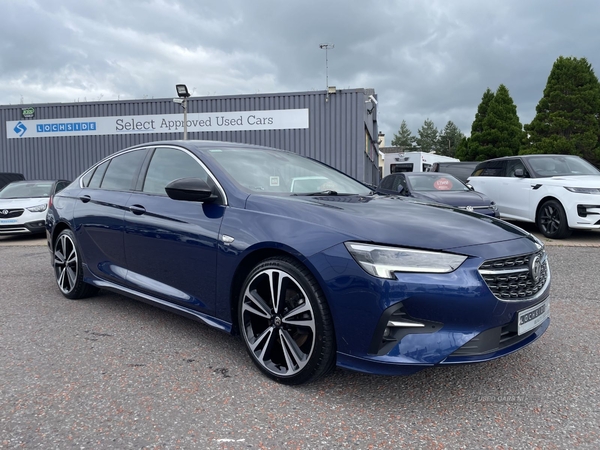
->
(535, 195), (566, 225)
(51, 220), (73, 247)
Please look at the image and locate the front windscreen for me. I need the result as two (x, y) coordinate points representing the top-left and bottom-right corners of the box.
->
(206, 147), (372, 195)
(0, 182), (53, 198)
(527, 155), (600, 177)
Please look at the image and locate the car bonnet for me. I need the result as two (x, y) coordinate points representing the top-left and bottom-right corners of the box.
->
(244, 194), (536, 255)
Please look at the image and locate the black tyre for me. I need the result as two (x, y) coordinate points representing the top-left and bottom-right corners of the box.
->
(53, 229), (98, 299)
(536, 199), (572, 239)
(238, 256), (335, 385)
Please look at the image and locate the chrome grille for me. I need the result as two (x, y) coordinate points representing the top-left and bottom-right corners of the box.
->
(478, 250), (548, 301)
(0, 208), (24, 218)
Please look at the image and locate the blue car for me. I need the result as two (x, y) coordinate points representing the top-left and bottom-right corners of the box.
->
(378, 172), (499, 217)
(47, 141), (550, 384)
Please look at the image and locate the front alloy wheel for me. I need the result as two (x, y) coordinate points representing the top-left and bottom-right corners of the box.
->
(537, 199), (572, 239)
(239, 257), (335, 384)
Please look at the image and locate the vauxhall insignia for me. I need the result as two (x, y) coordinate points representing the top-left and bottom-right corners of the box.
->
(1, 210), (8, 215)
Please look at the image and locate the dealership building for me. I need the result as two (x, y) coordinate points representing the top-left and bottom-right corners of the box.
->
(0, 88), (380, 184)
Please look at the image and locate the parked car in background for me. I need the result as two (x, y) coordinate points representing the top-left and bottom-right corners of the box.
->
(377, 172), (499, 217)
(0, 180), (70, 236)
(430, 161), (479, 183)
(47, 140), (550, 384)
(468, 154), (600, 238)
(0, 172), (25, 190)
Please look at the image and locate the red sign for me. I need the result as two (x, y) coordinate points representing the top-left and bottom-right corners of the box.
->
(433, 177), (452, 190)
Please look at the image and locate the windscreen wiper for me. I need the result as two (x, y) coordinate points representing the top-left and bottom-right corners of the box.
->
(292, 190), (339, 196)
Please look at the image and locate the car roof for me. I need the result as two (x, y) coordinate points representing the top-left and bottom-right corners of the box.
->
(479, 154), (580, 162)
(127, 140), (279, 151)
(7, 179), (66, 184)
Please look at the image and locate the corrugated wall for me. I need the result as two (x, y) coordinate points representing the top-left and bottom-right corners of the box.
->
(0, 88), (379, 183)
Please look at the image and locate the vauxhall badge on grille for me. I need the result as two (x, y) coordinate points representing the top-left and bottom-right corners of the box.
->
(530, 254), (542, 284)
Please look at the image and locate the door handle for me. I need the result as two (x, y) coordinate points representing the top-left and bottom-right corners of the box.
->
(79, 195), (91, 203)
(129, 204), (146, 216)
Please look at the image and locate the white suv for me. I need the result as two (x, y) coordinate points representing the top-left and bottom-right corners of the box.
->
(467, 155), (600, 239)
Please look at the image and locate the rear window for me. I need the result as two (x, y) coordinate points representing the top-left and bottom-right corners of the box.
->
(100, 150), (147, 191)
(0, 173), (25, 190)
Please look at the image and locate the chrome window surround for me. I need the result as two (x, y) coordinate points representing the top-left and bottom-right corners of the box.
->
(78, 145), (228, 205)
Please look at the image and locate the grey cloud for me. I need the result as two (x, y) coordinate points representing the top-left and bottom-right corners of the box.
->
(2, 0), (600, 140)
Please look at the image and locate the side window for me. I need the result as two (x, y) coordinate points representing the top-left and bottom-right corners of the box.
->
(480, 161), (507, 177)
(380, 175), (395, 190)
(81, 169), (94, 187)
(142, 147), (209, 195)
(392, 175), (406, 192)
(101, 150), (147, 191)
(506, 159), (528, 177)
(88, 161), (109, 188)
(55, 181), (70, 193)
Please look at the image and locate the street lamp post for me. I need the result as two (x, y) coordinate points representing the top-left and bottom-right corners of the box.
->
(175, 84), (190, 140)
(319, 44), (334, 102)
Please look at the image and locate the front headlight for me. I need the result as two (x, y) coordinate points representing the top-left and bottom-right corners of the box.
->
(27, 203), (48, 213)
(564, 186), (600, 194)
(345, 242), (468, 279)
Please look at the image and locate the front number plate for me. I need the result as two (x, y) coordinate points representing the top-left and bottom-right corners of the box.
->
(518, 298), (550, 335)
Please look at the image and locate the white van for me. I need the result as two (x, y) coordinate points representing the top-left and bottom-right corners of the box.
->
(383, 152), (459, 177)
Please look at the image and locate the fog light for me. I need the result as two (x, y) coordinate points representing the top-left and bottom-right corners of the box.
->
(383, 327), (391, 338)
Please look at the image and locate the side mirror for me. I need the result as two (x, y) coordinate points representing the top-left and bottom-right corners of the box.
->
(165, 178), (217, 202)
(397, 185), (405, 194)
(466, 184), (474, 191)
(514, 168), (525, 178)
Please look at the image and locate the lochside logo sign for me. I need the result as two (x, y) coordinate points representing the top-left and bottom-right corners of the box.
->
(6, 109), (309, 139)
(13, 122), (27, 137)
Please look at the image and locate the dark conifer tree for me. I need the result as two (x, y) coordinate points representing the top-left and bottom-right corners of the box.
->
(524, 56), (600, 167)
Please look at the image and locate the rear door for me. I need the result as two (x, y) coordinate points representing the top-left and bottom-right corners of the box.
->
(468, 160), (507, 212)
(73, 148), (148, 285)
(123, 146), (226, 314)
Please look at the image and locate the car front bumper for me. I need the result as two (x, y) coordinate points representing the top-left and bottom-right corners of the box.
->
(311, 239), (551, 376)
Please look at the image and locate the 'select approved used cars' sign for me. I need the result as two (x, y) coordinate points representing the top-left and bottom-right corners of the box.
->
(6, 109), (309, 139)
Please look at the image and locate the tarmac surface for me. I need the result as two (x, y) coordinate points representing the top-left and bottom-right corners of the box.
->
(0, 222), (599, 448)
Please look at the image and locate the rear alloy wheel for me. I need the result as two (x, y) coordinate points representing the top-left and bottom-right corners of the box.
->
(53, 229), (98, 299)
(239, 257), (335, 385)
(536, 199), (572, 239)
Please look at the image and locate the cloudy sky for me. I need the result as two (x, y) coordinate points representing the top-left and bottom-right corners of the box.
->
(2, 0), (600, 140)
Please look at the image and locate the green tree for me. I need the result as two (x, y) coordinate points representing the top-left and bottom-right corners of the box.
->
(523, 56), (600, 166)
(457, 85), (523, 160)
(416, 118), (438, 152)
(478, 84), (523, 158)
(437, 121), (464, 157)
(456, 88), (495, 161)
(391, 120), (416, 148)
